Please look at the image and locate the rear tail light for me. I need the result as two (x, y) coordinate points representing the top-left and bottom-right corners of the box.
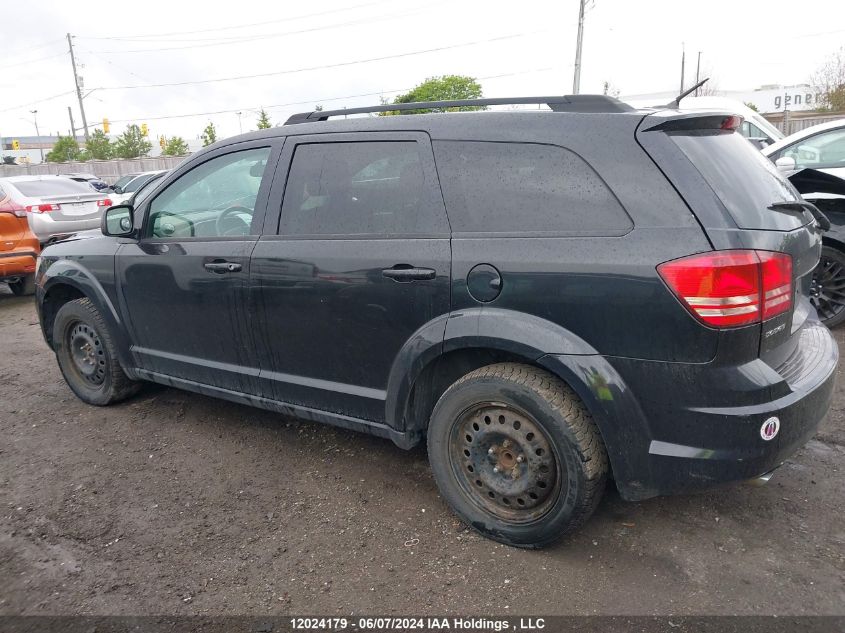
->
(25, 203), (60, 213)
(97, 198), (113, 207)
(0, 200), (27, 218)
(657, 250), (793, 327)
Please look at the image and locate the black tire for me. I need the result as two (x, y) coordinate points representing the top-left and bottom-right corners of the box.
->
(53, 298), (141, 406)
(8, 274), (35, 296)
(427, 363), (608, 549)
(811, 246), (845, 328)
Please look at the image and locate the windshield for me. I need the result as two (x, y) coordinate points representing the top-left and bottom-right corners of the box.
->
(13, 179), (96, 197)
(132, 174), (165, 206)
(124, 173), (159, 193)
(671, 130), (808, 231)
(113, 174), (136, 189)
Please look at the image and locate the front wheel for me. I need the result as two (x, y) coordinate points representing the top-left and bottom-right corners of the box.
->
(427, 363), (608, 548)
(53, 298), (141, 405)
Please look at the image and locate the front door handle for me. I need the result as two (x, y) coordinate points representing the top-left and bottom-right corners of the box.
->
(204, 260), (242, 273)
(382, 265), (436, 282)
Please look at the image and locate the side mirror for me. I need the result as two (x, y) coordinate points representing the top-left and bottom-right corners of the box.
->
(102, 204), (136, 238)
(775, 156), (796, 172)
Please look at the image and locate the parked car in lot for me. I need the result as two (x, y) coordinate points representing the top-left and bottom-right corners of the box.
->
(60, 173), (109, 191)
(126, 170), (168, 206)
(764, 118), (845, 179)
(0, 182), (40, 295)
(764, 120), (845, 327)
(35, 96), (838, 548)
(108, 170), (167, 205)
(0, 176), (112, 245)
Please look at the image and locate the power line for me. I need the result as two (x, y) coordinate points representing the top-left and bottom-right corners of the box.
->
(102, 67), (558, 125)
(0, 51), (65, 71)
(93, 31), (548, 92)
(0, 90), (76, 114)
(81, 4), (443, 53)
(77, 0), (390, 41)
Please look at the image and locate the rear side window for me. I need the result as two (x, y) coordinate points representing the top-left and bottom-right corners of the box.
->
(281, 141), (440, 236)
(12, 179), (94, 197)
(671, 130), (806, 231)
(433, 141), (631, 235)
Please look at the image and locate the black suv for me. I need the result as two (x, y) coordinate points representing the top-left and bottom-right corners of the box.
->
(36, 96), (838, 548)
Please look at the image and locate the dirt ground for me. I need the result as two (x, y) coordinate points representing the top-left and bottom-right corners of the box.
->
(1, 287), (843, 616)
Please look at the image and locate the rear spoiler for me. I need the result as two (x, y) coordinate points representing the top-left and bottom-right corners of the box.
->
(639, 111), (743, 133)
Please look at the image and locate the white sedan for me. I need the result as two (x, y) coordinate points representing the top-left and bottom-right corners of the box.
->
(763, 118), (845, 180)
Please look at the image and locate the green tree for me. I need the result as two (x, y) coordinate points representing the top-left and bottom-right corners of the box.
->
(744, 101), (759, 112)
(45, 135), (82, 162)
(83, 129), (113, 160)
(2, 156), (16, 165)
(256, 108), (272, 129)
(113, 124), (152, 159)
(201, 122), (217, 146)
(162, 136), (189, 156)
(380, 75), (484, 115)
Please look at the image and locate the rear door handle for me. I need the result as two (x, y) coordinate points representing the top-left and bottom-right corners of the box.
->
(204, 260), (242, 273)
(382, 265), (436, 282)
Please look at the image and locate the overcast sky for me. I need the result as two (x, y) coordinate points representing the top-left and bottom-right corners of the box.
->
(2, 0), (844, 142)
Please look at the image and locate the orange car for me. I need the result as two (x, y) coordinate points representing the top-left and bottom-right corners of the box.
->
(0, 184), (39, 295)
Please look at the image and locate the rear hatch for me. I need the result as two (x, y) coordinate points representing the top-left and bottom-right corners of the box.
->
(637, 112), (823, 364)
(13, 179), (106, 220)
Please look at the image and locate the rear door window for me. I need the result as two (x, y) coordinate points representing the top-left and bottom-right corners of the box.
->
(671, 130), (807, 231)
(432, 141), (631, 235)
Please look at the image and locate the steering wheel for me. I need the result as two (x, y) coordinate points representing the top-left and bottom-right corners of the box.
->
(216, 205), (253, 236)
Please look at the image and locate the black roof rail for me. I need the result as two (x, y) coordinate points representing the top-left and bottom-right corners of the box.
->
(285, 95), (633, 124)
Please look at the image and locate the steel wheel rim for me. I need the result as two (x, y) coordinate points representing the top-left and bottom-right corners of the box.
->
(449, 402), (563, 524)
(68, 321), (107, 385)
(811, 255), (845, 321)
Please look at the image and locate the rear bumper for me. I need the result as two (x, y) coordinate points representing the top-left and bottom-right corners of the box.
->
(28, 213), (102, 243)
(605, 319), (838, 499)
(540, 318), (838, 501)
(0, 251), (37, 281)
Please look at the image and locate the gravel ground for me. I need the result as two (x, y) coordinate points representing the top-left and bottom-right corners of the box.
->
(1, 287), (843, 616)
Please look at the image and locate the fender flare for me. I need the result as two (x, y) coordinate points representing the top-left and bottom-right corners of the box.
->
(39, 260), (136, 373)
(384, 307), (598, 431)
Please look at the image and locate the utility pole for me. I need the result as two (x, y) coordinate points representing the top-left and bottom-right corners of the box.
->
(236, 111), (243, 134)
(695, 52), (702, 96)
(572, 0), (587, 94)
(679, 43), (686, 93)
(30, 110), (44, 163)
(67, 106), (76, 138)
(67, 33), (89, 141)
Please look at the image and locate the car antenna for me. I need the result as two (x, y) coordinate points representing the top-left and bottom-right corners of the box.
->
(665, 77), (709, 108)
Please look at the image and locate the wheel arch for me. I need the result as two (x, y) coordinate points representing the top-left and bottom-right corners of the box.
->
(39, 263), (135, 373)
(385, 307), (652, 500)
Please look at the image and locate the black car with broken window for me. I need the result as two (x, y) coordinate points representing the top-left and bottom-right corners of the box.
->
(35, 95), (838, 548)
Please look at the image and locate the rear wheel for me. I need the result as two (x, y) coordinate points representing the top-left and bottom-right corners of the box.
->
(811, 246), (845, 328)
(427, 363), (608, 548)
(54, 298), (141, 405)
(8, 274), (35, 296)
